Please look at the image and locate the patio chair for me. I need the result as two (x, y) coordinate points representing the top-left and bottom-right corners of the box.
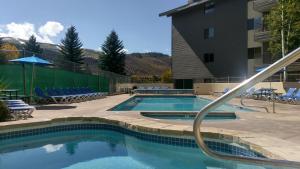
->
(213, 88), (230, 96)
(46, 88), (74, 104)
(85, 87), (106, 98)
(61, 88), (84, 102)
(72, 88), (91, 101)
(243, 87), (256, 98)
(276, 88), (297, 102)
(289, 89), (300, 104)
(35, 87), (59, 104)
(4, 100), (35, 120)
(161, 86), (169, 90)
(138, 86), (146, 90)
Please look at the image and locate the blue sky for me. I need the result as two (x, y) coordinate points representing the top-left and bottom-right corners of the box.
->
(0, 0), (186, 55)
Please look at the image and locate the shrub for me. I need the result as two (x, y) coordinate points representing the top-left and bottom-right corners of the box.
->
(161, 69), (172, 83)
(0, 101), (9, 122)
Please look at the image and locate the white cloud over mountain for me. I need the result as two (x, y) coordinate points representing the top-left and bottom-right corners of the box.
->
(0, 21), (64, 43)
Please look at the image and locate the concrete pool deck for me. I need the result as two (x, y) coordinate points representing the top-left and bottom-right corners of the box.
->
(0, 94), (300, 162)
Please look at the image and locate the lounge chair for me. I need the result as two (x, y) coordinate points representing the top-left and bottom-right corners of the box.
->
(289, 89), (300, 104)
(35, 87), (54, 103)
(213, 88), (230, 96)
(276, 88), (297, 102)
(4, 100), (35, 120)
(137, 86), (146, 90)
(46, 88), (74, 104)
(161, 86), (169, 90)
(243, 87), (256, 98)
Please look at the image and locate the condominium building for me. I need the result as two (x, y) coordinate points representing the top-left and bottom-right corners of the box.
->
(160, 0), (286, 89)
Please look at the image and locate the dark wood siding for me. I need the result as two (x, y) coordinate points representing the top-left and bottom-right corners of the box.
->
(171, 0), (248, 80)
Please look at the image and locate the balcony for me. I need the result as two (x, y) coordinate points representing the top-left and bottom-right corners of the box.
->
(253, 0), (278, 12)
(254, 30), (271, 42)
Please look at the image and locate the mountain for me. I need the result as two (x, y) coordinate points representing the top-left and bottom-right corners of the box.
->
(0, 37), (171, 76)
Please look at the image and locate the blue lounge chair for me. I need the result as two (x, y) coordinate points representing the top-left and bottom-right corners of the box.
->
(35, 87), (54, 103)
(290, 89), (300, 104)
(276, 88), (297, 102)
(46, 88), (74, 104)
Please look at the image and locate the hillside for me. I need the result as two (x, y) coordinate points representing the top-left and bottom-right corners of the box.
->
(0, 37), (171, 76)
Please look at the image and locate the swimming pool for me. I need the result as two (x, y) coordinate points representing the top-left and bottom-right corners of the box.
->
(0, 123), (290, 169)
(111, 95), (252, 112)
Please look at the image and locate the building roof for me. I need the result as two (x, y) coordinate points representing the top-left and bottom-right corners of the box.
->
(159, 0), (209, 17)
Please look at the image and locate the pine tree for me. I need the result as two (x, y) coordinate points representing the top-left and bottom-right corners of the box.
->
(99, 30), (126, 75)
(0, 38), (3, 47)
(59, 26), (84, 64)
(24, 35), (43, 55)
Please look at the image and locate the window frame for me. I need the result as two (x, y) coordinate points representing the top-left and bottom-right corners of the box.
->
(204, 27), (215, 39)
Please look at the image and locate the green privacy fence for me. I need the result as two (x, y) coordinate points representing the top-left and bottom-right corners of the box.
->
(0, 64), (110, 95)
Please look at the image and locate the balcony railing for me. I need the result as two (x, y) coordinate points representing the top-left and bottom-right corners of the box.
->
(254, 30), (271, 42)
(253, 0), (278, 12)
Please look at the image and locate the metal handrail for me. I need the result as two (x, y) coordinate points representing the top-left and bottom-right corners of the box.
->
(193, 47), (300, 168)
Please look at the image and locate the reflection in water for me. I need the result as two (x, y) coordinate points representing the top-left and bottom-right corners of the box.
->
(43, 144), (64, 153)
(65, 142), (78, 155)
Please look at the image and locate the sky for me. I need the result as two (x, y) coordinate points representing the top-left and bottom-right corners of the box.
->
(0, 0), (187, 55)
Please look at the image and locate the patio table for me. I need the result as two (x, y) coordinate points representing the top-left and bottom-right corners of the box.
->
(0, 89), (19, 100)
(254, 88), (277, 100)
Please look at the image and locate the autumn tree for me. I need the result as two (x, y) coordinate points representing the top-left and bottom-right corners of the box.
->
(265, 0), (300, 81)
(0, 43), (20, 63)
(161, 69), (172, 83)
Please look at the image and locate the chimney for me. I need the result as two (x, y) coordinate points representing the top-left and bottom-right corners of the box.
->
(188, 0), (194, 3)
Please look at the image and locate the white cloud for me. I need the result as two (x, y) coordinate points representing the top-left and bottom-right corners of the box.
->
(0, 21), (64, 43)
(39, 21), (64, 37)
(43, 144), (64, 153)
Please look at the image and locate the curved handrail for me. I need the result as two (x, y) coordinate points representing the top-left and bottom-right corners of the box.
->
(193, 47), (300, 168)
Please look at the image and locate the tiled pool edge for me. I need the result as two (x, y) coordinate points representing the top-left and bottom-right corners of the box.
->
(0, 123), (265, 158)
(0, 117), (286, 161)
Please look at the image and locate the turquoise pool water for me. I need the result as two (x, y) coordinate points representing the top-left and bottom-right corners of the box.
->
(0, 129), (291, 169)
(112, 96), (252, 112)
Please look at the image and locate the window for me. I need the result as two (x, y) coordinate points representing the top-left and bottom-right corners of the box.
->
(204, 27), (214, 39)
(248, 47), (262, 59)
(247, 17), (262, 30)
(204, 53), (214, 63)
(247, 19), (254, 30)
(175, 79), (193, 89)
(204, 1), (215, 14)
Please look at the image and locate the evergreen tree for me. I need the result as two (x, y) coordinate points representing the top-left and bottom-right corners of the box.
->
(59, 26), (84, 64)
(24, 35), (43, 55)
(99, 30), (126, 75)
(0, 38), (3, 47)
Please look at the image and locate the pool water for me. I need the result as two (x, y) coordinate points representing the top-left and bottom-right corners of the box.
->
(0, 129), (290, 169)
(112, 96), (252, 112)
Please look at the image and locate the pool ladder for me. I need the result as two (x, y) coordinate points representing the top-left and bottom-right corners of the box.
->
(193, 47), (300, 168)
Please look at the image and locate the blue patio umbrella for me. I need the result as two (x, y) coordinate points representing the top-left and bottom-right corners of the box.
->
(10, 56), (52, 99)
(10, 56), (52, 65)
